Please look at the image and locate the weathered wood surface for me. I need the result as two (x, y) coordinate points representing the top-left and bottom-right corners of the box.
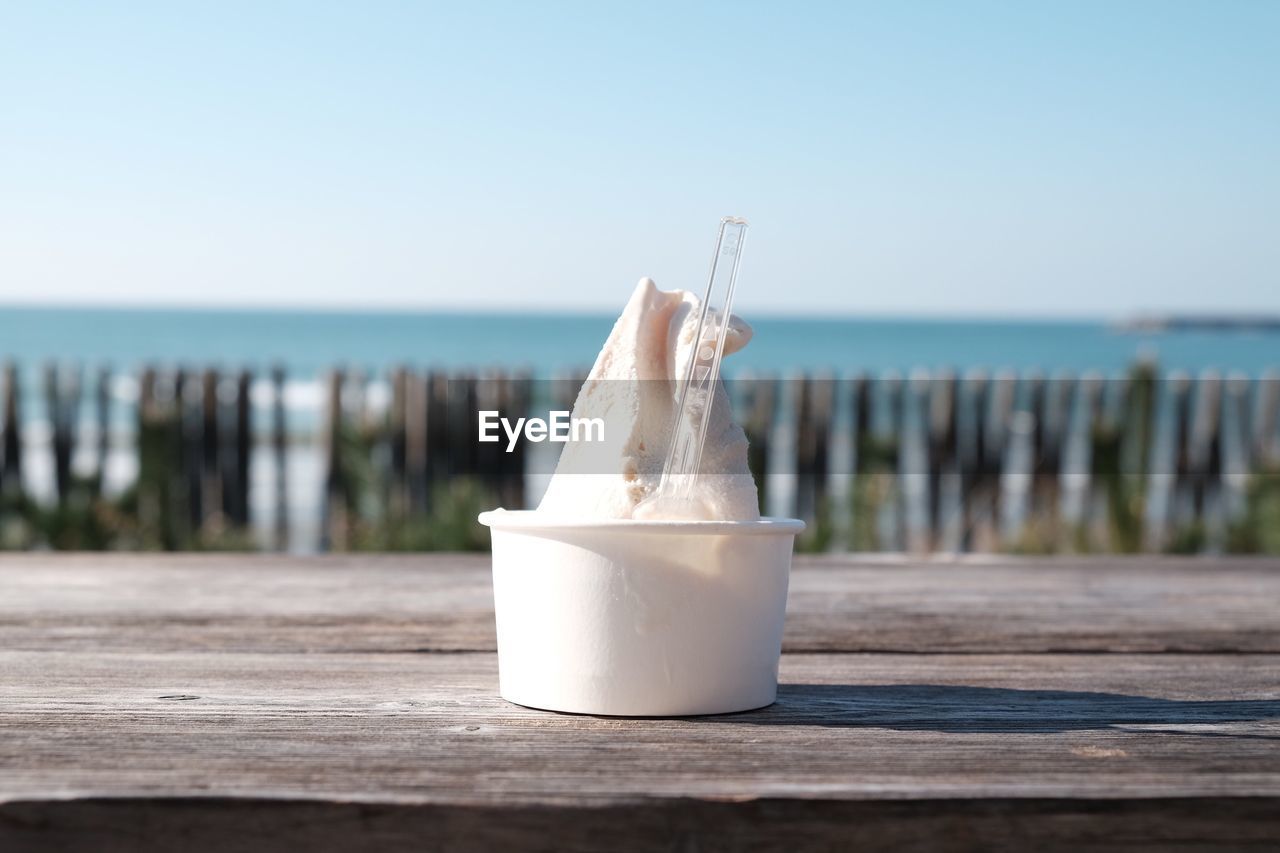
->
(2, 554), (1279, 654)
(5, 651), (1279, 798)
(1, 555), (1279, 852)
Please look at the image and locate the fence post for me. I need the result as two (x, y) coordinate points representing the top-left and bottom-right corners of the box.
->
(823, 372), (862, 552)
(739, 373), (776, 515)
(136, 367), (162, 545)
(387, 366), (408, 520)
(1189, 371), (1222, 549)
(93, 366), (111, 497)
(955, 370), (987, 552)
(1221, 373), (1252, 539)
(173, 368), (201, 534)
(0, 361), (20, 497)
(233, 369), (252, 527)
(321, 369), (346, 551)
(796, 372), (834, 534)
(926, 370), (957, 551)
(474, 370), (505, 498)
(765, 372), (802, 521)
(272, 364), (289, 550)
(200, 369), (222, 530)
(43, 361), (81, 505)
(1038, 371), (1073, 538)
(1255, 368), (1280, 466)
(425, 370), (451, 506)
(971, 369), (1014, 551)
(1144, 371), (1189, 552)
(502, 371), (532, 509)
(867, 372), (902, 552)
(405, 370), (429, 514)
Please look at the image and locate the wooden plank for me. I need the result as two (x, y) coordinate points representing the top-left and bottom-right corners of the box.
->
(1, 555), (1278, 654)
(3, 797), (1278, 853)
(0, 652), (1277, 811)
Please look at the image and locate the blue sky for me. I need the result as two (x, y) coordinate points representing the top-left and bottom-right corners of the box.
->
(1, 1), (1277, 316)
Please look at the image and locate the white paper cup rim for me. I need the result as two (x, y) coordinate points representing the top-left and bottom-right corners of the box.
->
(479, 509), (804, 536)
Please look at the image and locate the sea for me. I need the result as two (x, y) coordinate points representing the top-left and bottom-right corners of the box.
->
(3, 305), (1278, 377)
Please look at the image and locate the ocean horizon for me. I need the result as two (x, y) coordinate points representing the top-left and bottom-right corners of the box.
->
(3, 304), (1279, 378)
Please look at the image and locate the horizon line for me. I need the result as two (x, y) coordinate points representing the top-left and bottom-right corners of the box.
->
(3, 299), (1277, 326)
(0, 298), (1140, 325)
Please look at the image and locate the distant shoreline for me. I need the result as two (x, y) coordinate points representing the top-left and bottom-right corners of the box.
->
(1116, 315), (1280, 334)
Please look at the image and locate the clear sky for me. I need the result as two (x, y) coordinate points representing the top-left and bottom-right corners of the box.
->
(1, 1), (1277, 317)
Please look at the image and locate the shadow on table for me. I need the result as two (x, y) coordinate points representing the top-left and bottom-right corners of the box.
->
(722, 684), (1280, 737)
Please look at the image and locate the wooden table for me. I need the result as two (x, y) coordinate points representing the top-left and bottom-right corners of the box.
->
(2, 554), (1278, 852)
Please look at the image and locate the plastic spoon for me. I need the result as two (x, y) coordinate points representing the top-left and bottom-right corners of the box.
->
(634, 216), (749, 519)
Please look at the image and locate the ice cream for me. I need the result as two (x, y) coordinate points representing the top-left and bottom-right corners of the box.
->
(480, 266), (804, 717)
(536, 277), (760, 521)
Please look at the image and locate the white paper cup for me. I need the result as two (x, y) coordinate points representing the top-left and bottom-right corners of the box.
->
(478, 510), (805, 717)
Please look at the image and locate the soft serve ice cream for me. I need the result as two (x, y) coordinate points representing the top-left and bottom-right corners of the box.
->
(537, 277), (759, 521)
(479, 266), (804, 716)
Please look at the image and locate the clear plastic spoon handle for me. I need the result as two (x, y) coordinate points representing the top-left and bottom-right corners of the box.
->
(649, 216), (749, 504)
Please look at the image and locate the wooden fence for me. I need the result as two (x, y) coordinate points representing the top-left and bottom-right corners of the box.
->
(305, 362), (1280, 554)
(1, 359), (1277, 553)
